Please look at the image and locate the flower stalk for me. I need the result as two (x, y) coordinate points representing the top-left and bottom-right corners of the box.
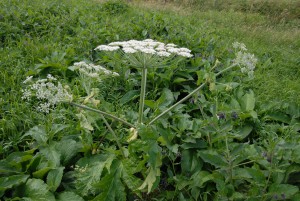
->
(138, 67), (148, 124)
(69, 102), (135, 128)
(99, 114), (126, 157)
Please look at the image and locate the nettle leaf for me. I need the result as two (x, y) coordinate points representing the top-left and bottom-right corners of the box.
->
(57, 191), (84, 201)
(233, 125), (253, 140)
(32, 167), (52, 179)
(55, 139), (82, 166)
(144, 100), (156, 109)
(50, 124), (69, 137)
(0, 174), (29, 196)
(197, 150), (227, 168)
(23, 125), (48, 144)
(47, 167), (64, 192)
(233, 167), (265, 183)
(120, 90), (140, 104)
(269, 184), (299, 199)
(0, 151), (34, 174)
(181, 149), (203, 175)
(6, 151), (34, 167)
(92, 160), (126, 201)
(22, 178), (55, 201)
(181, 138), (207, 149)
(240, 90), (255, 111)
(190, 171), (211, 188)
(0, 160), (20, 174)
(40, 145), (61, 168)
(230, 98), (241, 110)
(75, 153), (115, 196)
(156, 88), (175, 109)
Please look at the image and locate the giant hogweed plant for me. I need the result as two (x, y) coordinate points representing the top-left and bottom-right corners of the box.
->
(1, 39), (300, 200)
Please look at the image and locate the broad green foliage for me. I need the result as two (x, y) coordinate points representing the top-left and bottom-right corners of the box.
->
(0, 0), (300, 200)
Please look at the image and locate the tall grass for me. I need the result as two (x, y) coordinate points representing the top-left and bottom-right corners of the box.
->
(0, 0), (299, 153)
(131, 0), (300, 104)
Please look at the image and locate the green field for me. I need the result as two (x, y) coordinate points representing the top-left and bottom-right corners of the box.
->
(0, 0), (300, 200)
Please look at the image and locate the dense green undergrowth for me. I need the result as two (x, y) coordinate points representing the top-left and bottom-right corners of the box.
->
(0, 0), (300, 200)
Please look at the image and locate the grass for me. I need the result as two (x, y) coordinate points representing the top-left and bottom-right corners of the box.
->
(131, 0), (300, 104)
(0, 0), (300, 199)
(0, 0), (299, 150)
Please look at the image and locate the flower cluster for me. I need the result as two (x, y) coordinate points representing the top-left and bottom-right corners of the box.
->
(71, 61), (119, 78)
(232, 42), (257, 78)
(95, 39), (193, 58)
(22, 74), (72, 113)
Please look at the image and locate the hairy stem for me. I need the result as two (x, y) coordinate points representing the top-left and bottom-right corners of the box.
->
(138, 67), (148, 124)
(69, 102), (135, 128)
(100, 114), (125, 157)
(148, 82), (207, 125)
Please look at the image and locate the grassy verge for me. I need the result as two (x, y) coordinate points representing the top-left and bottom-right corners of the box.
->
(1, 0), (299, 145)
(131, 0), (300, 104)
(0, 0), (300, 200)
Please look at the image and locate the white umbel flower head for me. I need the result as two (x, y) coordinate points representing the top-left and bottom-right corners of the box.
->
(95, 39), (193, 58)
(72, 61), (119, 78)
(232, 42), (247, 51)
(22, 75), (73, 113)
(232, 42), (257, 78)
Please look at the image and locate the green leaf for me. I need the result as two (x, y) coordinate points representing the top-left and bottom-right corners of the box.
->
(190, 171), (211, 187)
(75, 154), (115, 196)
(92, 160), (126, 201)
(0, 160), (19, 174)
(234, 168), (265, 183)
(32, 167), (52, 179)
(40, 145), (61, 167)
(156, 88), (174, 109)
(0, 174), (29, 196)
(55, 139), (82, 166)
(23, 125), (48, 144)
(269, 184), (299, 199)
(57, 191), (84, 201)
(181, 149), (203, 175)
(6, 151), (34, 167)
(234, 125), (253, 140)
(138, 167), (160, 193)
(76, 112), (94, 131)
(263, 112), (291, 123)
(121, 165), (143, 193)
(181, 138), (207, 149)
(26, 155), (42, 173)
(173, 77), (187, 84)
(230, 98), (241, 110)
(134, 139), (162, 193)
(47, 167), (64, 192)
(144, 100), (156, 109)
(291, 193), (300, 201)
(22, 179), (55, 201)
(240, 90), (255, 111)
(120, 90), (140, 105)
(50, 124), (69, 137)
(197, 150), (227, 168)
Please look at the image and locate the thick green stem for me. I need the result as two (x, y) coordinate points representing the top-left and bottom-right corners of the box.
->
(148, 64), (237, 125)
(69, 102), (135, 128)
(148, 82), (207, 125)
(138, 67), (148, 124)
(100, 114), (125, 157)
